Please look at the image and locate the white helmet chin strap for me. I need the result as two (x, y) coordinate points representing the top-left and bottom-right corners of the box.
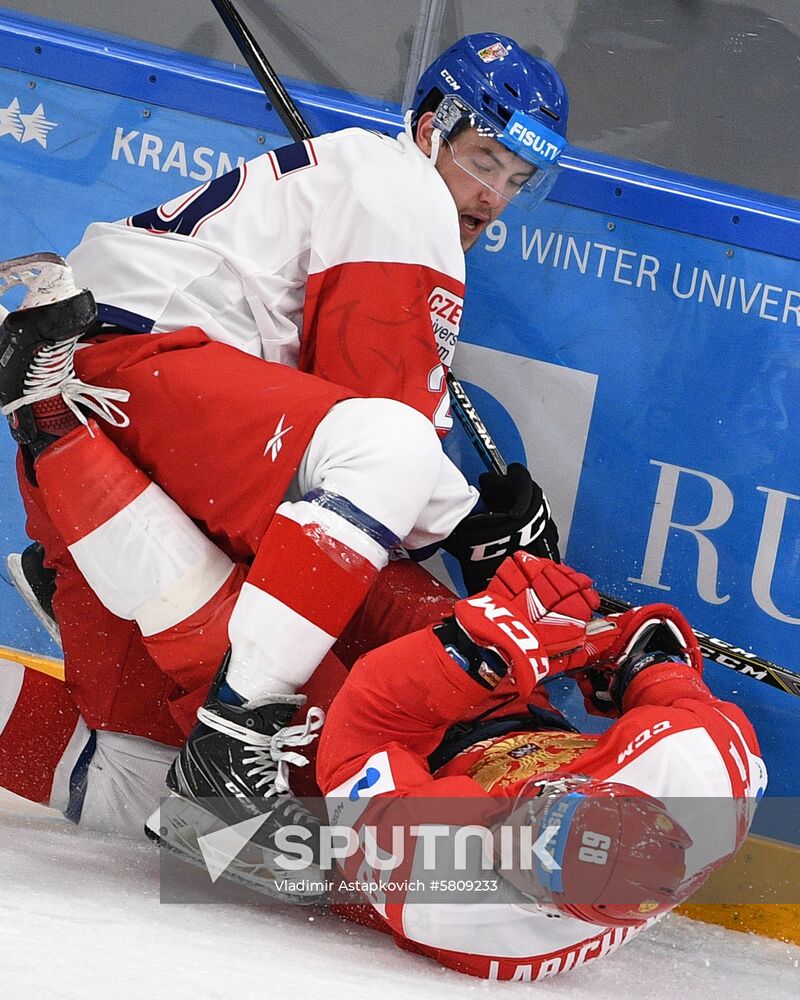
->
(429, 127), (443, 165)
(404, 110), (443, 165)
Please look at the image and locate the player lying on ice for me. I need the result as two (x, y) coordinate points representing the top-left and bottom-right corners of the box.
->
(0, 34), (565, 856)
(317, 552), (767, 980)
(0, 549), (765, 979)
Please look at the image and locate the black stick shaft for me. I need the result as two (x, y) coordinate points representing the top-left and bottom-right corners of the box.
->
(211, 0), (312, 142)
(596, 592), (800, 697)
(446, 371), (507, 475)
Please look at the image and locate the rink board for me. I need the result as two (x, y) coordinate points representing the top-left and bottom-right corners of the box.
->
(0, 10), (798, 942)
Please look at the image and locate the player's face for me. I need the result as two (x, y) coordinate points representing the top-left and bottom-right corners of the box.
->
(416, 113), (535, 251)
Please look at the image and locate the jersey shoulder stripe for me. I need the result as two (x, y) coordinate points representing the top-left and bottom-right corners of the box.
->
(268, 139), (317, 179)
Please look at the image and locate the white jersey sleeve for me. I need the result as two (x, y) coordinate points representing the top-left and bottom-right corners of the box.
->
(67, 130), (466, 428)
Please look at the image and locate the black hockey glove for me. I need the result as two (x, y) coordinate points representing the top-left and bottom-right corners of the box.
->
(442, 463), (560, 595)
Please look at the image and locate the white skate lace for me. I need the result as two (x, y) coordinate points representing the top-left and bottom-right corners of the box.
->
(0, 336), (131, 429)
(196, 703), (325, 799)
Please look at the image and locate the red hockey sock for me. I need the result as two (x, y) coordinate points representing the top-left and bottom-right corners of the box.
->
(0, 662), (82, 805)
(226, 511), (383, 699)
(144, 563), (247, 735)
(35, 420), (148, 545)
(249, 512), (379, 636)
(35, 419), (236, 637)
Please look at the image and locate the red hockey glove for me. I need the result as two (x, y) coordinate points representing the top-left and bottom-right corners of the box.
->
(451, 553), (599, 698)
(574, 603), (703, 716)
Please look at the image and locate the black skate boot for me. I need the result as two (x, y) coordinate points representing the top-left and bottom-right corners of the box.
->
(145, 654), (327, 903)
(6, 541), (61, 647)
(0, 252), (129, 456)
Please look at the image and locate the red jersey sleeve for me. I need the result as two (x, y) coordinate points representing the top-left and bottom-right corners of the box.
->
(535, 661), (766, 805)
(317, 625), (492, 801)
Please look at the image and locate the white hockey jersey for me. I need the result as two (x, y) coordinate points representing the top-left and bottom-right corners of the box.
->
(67, 129), (466, 430)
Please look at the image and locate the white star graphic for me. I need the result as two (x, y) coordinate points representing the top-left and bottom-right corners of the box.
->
(18, 103), (57, 148)
(0, 98), (23, 141)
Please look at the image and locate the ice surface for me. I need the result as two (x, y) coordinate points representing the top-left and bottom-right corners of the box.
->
(1, 789), (797, 1000)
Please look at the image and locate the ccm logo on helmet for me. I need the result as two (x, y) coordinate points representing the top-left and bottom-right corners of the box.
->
(439, 68), (461, 91)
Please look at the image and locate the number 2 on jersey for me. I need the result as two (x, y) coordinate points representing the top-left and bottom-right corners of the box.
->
(428, 364), (455, 433)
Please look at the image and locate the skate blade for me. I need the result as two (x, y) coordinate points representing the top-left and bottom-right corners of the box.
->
(145, 794), (329, 905)
(6, 552), (62, 648)
(0, 253), (81, 310)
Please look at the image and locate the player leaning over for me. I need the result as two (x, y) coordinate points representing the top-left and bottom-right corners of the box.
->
(0, 37), (567, 861)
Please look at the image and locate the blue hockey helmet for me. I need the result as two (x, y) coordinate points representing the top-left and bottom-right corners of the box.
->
(410, 33), (569, 210)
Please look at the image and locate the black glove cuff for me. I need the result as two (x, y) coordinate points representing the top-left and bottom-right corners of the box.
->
(433, 618), (508, 690)
(612, 652), (686, 710)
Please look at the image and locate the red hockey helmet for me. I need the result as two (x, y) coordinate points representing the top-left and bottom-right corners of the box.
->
(498, 775), (692, 926)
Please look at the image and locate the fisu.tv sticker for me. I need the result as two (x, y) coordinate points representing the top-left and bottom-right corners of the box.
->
(501, 111), (566, 168)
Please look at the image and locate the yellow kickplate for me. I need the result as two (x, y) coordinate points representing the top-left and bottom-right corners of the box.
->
(0, 645), (65, 682)
(678, 903), (800, 946)
(678, 834), (800, 945)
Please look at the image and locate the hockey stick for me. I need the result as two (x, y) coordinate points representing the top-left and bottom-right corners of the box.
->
(0, 644), (65, 682)
(209, 1), (800, 700)
(211, 0), (312, 142)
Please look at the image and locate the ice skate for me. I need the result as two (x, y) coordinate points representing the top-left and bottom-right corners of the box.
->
(6, 542), (61, 647)
(0, 252), (129, 454)
(146, 658), (327, 903)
